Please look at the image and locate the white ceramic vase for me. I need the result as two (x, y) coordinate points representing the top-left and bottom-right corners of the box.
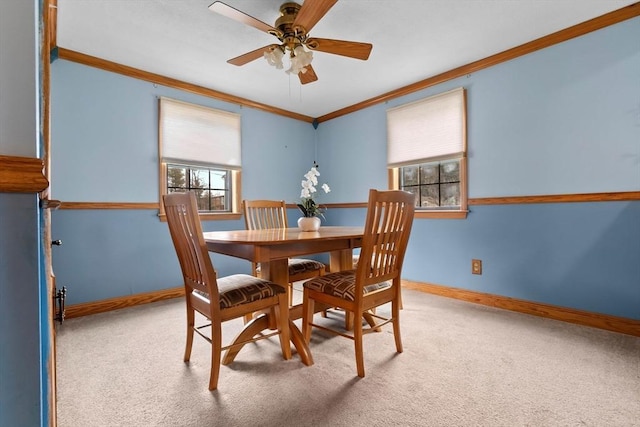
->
(297, 216), (321, 232)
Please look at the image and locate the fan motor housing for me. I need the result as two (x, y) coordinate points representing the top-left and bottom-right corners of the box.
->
(275, 2), (307, 50)
(276, 2), (302, 33)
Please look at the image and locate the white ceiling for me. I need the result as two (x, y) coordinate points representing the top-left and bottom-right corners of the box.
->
(56, 0), (636, 119)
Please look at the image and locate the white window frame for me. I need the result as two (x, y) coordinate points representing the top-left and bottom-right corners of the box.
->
(387, 88), (468, 219)
(158, 97), (242, 220)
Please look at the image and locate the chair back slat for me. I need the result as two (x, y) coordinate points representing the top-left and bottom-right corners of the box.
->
(356, 189), (415, 295)
(163, 192), (220, 303)
(243, 199), (288, 230)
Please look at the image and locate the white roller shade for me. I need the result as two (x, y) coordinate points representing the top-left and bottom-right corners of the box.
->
(160, 97), (241, 169)
(387, 88), (465, 167)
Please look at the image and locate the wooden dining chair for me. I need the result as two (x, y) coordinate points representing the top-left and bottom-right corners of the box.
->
(242, 199), (326, 306)
(301, 189), (415, 377)
(163, 192), (291, 390)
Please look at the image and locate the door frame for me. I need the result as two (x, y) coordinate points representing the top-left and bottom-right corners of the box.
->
(40, 0), (58, 425)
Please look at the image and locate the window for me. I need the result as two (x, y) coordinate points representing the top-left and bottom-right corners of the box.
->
(400, 160), (461, 209)
(167, 164), (231, 211)
(159, 98), (241, 219)
(387, 88), (467, 219)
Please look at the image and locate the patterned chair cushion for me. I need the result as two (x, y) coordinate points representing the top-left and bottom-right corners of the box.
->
(194, 274), (286, 309)
(256, 258), (325, 277)
(303, 270), (391, 302)
(287, 258), (325, 275)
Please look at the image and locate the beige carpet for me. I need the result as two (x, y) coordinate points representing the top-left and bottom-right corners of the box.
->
(56, 287), (640, 426)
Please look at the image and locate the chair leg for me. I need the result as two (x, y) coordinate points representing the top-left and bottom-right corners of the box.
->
(276, 293), (292, 360)
(301, 288), (315, 343)
(288, 283), (294, 307)
(392, 299), (403, 353)
(353, 312), (365, 378)
(209, 322), (222, 391)
(345, 311), (354, 331)
(184, 307), (195, 362)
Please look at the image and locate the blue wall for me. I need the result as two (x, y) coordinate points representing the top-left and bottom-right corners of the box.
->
(326, 201), (640, 319)
(0, 195), (43, 426)
(51, 60), (318, 299)
(51, 17), (640, 320)
(320, 17), (640, 320)
(0, 1), (49, 425)
(51, 61), (317, 202)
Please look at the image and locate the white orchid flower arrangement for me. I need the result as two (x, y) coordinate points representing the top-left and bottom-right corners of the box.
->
(298, 162), (331, 218)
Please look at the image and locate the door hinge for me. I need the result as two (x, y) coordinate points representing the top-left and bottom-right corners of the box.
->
(54, 286), (67, 324)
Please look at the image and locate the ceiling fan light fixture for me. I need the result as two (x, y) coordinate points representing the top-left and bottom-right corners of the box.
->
(264, 47), (284, 69)
(286, 45), (313, 75)
(294, 45), (313, 65)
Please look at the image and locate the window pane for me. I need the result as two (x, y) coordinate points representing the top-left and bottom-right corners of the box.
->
(420, 163), (439, 184)
(190, 169), (209, 189)
(195, 190), (210, 211)
(440, 161), (459, 183)
(167, 166), (186, 190)
(191, 188), (206, 204)
(210, 191), (227, 211)
(210, 170), (227, 190)
(420, 184), (440, 207)
(441, 183), (460, 207)
(402, 166), (419, 186)
(404, 186), (419, 204)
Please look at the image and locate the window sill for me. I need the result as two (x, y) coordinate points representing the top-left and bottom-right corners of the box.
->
(414, 210), (468, 219)
(158, 212), (242, 222)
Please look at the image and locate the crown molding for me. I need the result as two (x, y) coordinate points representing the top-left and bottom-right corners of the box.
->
(316, 2), (640, 123)
(56, 48), (315, 124)
(53, 3), (640, 124)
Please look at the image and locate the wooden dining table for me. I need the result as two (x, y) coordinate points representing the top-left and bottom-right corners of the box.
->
(203, 226), (364, 366)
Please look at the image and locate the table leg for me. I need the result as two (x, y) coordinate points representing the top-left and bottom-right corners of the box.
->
(363, 311), (382, 332)
(329, 248), (354, 272)
(221, 314), (313, 366)
(222, 314), (270, 365)
(261, 258), (314, 366)
(289, 319), (313, 365)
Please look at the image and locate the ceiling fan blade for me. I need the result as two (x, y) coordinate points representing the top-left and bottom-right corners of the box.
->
(227, 44), (280, 66)
(209, 1), (280, 36)
(306, 38), (372, 60)
(293, 0), (338, 34)
(298, 64), (318, 85)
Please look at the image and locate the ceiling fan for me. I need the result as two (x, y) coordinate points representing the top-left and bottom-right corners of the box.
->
(209, 0), (373, 84)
